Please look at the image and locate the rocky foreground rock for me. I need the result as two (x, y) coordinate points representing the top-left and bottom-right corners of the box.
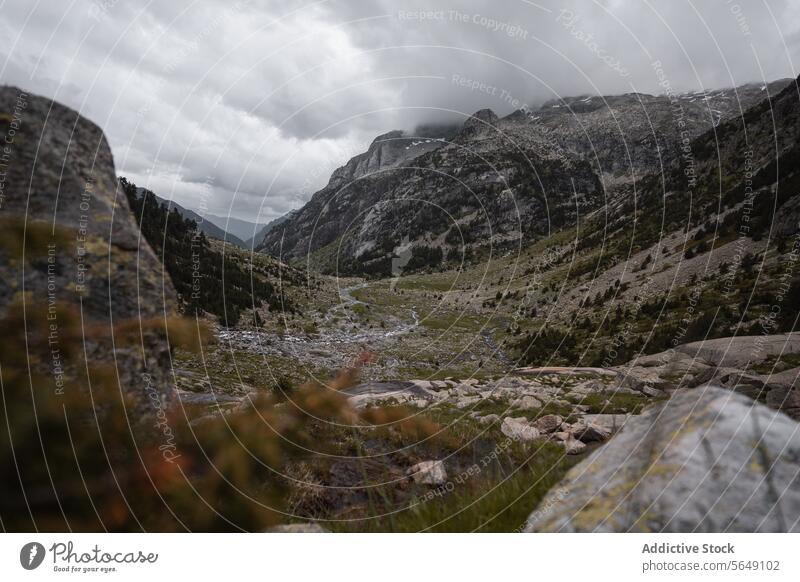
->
(0, 86), (178, 414)
(524, 386), (800, 532)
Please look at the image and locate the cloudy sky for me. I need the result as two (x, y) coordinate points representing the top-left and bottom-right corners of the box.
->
(3, 0), (800, 224)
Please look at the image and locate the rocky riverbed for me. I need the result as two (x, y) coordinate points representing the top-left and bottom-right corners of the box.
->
(170, 274), (800, 531)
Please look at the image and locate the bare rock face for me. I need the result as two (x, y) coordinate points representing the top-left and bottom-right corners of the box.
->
(0, 86), (178, 414)
(259, 79), (793, 275)
(524, 386), (800, 532)
(671, 333), (800, 369)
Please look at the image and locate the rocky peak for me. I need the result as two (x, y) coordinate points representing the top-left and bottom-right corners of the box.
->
(370, 129), (404, 146)
(327, 127), (452, 189)
(458, 108), (500, 139)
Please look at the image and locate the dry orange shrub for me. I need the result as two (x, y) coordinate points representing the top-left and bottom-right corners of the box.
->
(0, 220), (441, 531)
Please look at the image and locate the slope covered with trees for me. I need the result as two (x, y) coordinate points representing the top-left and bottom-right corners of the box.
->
(121, 177), (291, 326)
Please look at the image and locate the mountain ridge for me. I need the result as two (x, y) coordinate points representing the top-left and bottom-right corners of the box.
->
(258, 78), (794, 274)
(135, 187), (248, 248)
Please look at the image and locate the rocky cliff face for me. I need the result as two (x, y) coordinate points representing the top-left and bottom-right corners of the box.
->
(258, 79), (792, 274)
(0, 86), (178, 414)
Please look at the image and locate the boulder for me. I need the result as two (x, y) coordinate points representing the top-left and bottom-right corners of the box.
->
(455, 396), (481, 409)
(571, 421), (611, 443)
(629, 335), (800, 370)
(524, 386), (800, 532)
(409, 380), (434, 391)
(761, 368), (799, 419)
(766, 385), (800, 420)
(0, 86), (178, 416)
(628, 349), (712, 378)
(580, 414), (630, 433)
(616, 368), (671, 395)
(674, 333), (800, 368)
(513, 395), (542, 410)
(407, 460), (447, 485)
(717, 368), (767, 400)
(570, 380), (606, 395)
(478, 414), (500, 425)
(563, 438), (586, 455)
(764, 367), (800, 388)
(532, 414), (563, 434)
(501, 417), (540, 442)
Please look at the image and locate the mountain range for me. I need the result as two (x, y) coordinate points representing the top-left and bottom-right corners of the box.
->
(258, 79), (796, 275)
(3, 73), (800, 533)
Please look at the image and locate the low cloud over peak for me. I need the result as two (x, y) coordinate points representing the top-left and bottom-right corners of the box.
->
(4, 0), (799, 222)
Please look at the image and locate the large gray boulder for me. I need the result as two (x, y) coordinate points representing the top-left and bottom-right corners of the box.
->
(0, 86), (178, 414)
(524, 386), (800, 532)
(673, 333), (800, 369)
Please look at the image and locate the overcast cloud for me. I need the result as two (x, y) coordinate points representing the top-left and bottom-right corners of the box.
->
(2, 0), (800, 223)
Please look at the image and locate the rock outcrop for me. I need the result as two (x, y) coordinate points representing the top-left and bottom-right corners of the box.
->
(524, 386), (800, 532)
(626, 333), (800, 419)
(0, 86), (178, 414)
(631, 333), (800, 370)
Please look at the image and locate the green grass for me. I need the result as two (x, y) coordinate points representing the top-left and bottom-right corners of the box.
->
(569, 391), (660, 414)
(351, 303), (368, 316)
(470, 398), (578, 422)
(328, 441), (578, 532)
(397, 275), (459, 292)
(419, 312), (482, 332)
(173, 346), (332, 393)
(750, 353), (800, 374)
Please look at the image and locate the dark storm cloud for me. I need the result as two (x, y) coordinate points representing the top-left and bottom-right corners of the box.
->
(330, 0), (800, 127)
(2, 0), (799, 222)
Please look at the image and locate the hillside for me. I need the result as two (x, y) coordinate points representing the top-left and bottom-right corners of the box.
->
(122, 177), (310, 327)
(140, 187), (247, 247)
(259, 79), (792, 276)
(253, 77), (800, 367)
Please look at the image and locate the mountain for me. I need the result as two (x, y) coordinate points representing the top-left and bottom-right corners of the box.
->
(244, 209), (297, 248)
(505, 75), (800, 367)
(6, 80), (800, 534)
(0, 86), (345, 532)
(204, 213), (266, 243)
(258, 79), (793, 275)
(136, 188), (247, 248)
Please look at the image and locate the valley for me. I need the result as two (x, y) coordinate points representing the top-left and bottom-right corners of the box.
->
(167, 229), (800, 529)
(4, 74), (800, 532)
